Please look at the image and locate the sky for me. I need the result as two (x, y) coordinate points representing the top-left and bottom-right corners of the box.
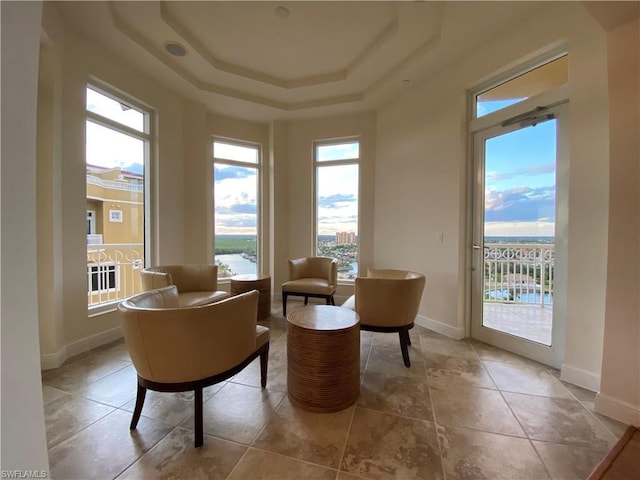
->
(87, 87), (557, 239)
(213, 141), (360, 236)
(214, 163), (258, 235)
(483, 110), (556, 238)
(86, 87), (146, 172)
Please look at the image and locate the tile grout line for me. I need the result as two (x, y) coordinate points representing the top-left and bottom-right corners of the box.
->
(419, 330), (450, 480)
(110, 425), (177, 480)
(479, 351), (555, 480)
(336, 403), (359, 479)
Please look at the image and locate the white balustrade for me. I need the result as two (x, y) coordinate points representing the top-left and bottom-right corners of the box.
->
(483, 243), (554, 307)
(87, 243), (144, 307)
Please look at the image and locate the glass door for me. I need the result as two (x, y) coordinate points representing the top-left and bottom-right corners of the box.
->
(471, 104), (567, 367)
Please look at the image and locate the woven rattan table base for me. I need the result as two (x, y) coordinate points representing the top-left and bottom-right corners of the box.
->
(287, 305), (360, 412)
(230, 274), (271, 321)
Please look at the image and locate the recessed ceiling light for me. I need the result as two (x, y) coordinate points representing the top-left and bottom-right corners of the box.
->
(164, 42), (187, 57)
(274, 6), (290, 18)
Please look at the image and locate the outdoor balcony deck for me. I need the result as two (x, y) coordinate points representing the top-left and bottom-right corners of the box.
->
(482, 242), (554, 346)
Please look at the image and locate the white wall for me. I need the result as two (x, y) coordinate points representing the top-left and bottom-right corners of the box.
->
(37, 35), (66, 369)
(375, 76), (466, 339)
(596, 17), (640, 426)
(183, 101), (209, 265)
(1, 0), (50, 471)
(375, 3), (610, 378)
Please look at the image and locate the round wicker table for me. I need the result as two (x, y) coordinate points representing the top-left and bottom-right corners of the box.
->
(287, 305), (360, 412)
(230, 274), (271, 321)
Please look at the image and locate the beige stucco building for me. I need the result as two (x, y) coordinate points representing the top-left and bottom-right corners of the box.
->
(86, 165), (144, 305)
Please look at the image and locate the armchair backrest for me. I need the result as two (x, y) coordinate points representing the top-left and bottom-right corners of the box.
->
(288, 257), (337, 286)
(140, 264), (219, 293)
(355, 269), (426, 328)
(119, 287), (258, 383)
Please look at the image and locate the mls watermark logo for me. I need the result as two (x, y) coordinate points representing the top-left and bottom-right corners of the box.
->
(1, 471), (48, 479)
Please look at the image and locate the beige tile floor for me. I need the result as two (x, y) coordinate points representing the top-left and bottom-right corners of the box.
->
(42, 299), (628, 480)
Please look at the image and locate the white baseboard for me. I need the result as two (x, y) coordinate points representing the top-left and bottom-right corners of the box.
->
(66, 326), (123, 358)
(415, 315), (465, 340)
(41, 327), (123, 370)
(560, 363), (601, 392)
(40, 346), (68, 370)
(595, 392), (640, 427)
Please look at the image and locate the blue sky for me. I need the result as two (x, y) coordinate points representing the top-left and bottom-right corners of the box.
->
(484, 119), (556, 237)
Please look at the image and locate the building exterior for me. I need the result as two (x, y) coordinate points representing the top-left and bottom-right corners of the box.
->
(335, 231), (356, 245)
(86, 165), (144, 307)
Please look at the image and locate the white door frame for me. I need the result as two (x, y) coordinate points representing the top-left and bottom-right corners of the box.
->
(469, 90), (569, 368)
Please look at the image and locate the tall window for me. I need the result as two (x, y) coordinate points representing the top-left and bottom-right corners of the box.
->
(85, 85), (150, 307)
(314, 139), (359, 280)
(213, 139), (260, 279)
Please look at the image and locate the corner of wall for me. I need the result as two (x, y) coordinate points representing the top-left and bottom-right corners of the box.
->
(416, 315), (465, 340)
(595, 392), (640, 427)
(560, 363), (601, 392)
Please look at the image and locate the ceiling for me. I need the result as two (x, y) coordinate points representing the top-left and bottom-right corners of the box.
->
(54, 1), (549, 122)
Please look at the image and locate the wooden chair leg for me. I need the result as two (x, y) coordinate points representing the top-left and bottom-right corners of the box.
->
(282, 292), (288, 316)
(325, 295), (331, 305)
(406, 331), (412, 346)
(130, 381), (147, 429)
(194, 386), (204, 448)
(304, 296), (309, 305)
(399, 329), (411, 367)
(260, 343), (269, 388)
(330, 295), (335, 306)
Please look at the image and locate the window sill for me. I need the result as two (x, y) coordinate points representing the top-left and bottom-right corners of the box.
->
(88, 301), (120, 317)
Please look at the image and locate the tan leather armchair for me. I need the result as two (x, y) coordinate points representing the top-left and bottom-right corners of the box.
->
(118, 285), (269, 448)
(281, 256), (338, 316)
(342, 269), (425, 367)
(140, 264), (229, 307)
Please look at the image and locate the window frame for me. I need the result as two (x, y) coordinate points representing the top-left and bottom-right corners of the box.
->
(471, 48), (568, 120)
(212, 137), (263, 280)
(85, 81), (153, 312)
(313, 138), (361, 283)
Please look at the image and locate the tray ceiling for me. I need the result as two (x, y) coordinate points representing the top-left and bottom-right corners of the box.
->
(54, 1), (544, 122)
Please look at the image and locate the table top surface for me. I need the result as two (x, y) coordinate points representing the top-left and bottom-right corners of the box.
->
(287, 305), (359, 331)
(230, 274), (270, 282)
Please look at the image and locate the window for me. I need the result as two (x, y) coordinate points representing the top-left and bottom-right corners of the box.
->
(314, 140), (359, 280)
(213, 139), (261, 279)
(86, 84), (150, 308)
(88, 264), (117, 293)
(87, 210), (96, 234)
(475, 55), (568, 118)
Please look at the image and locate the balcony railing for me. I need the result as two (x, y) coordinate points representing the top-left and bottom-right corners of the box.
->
(483, 243), (554, 307)
(86, 175), (143, 192)
(87, 243), (144, 308)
